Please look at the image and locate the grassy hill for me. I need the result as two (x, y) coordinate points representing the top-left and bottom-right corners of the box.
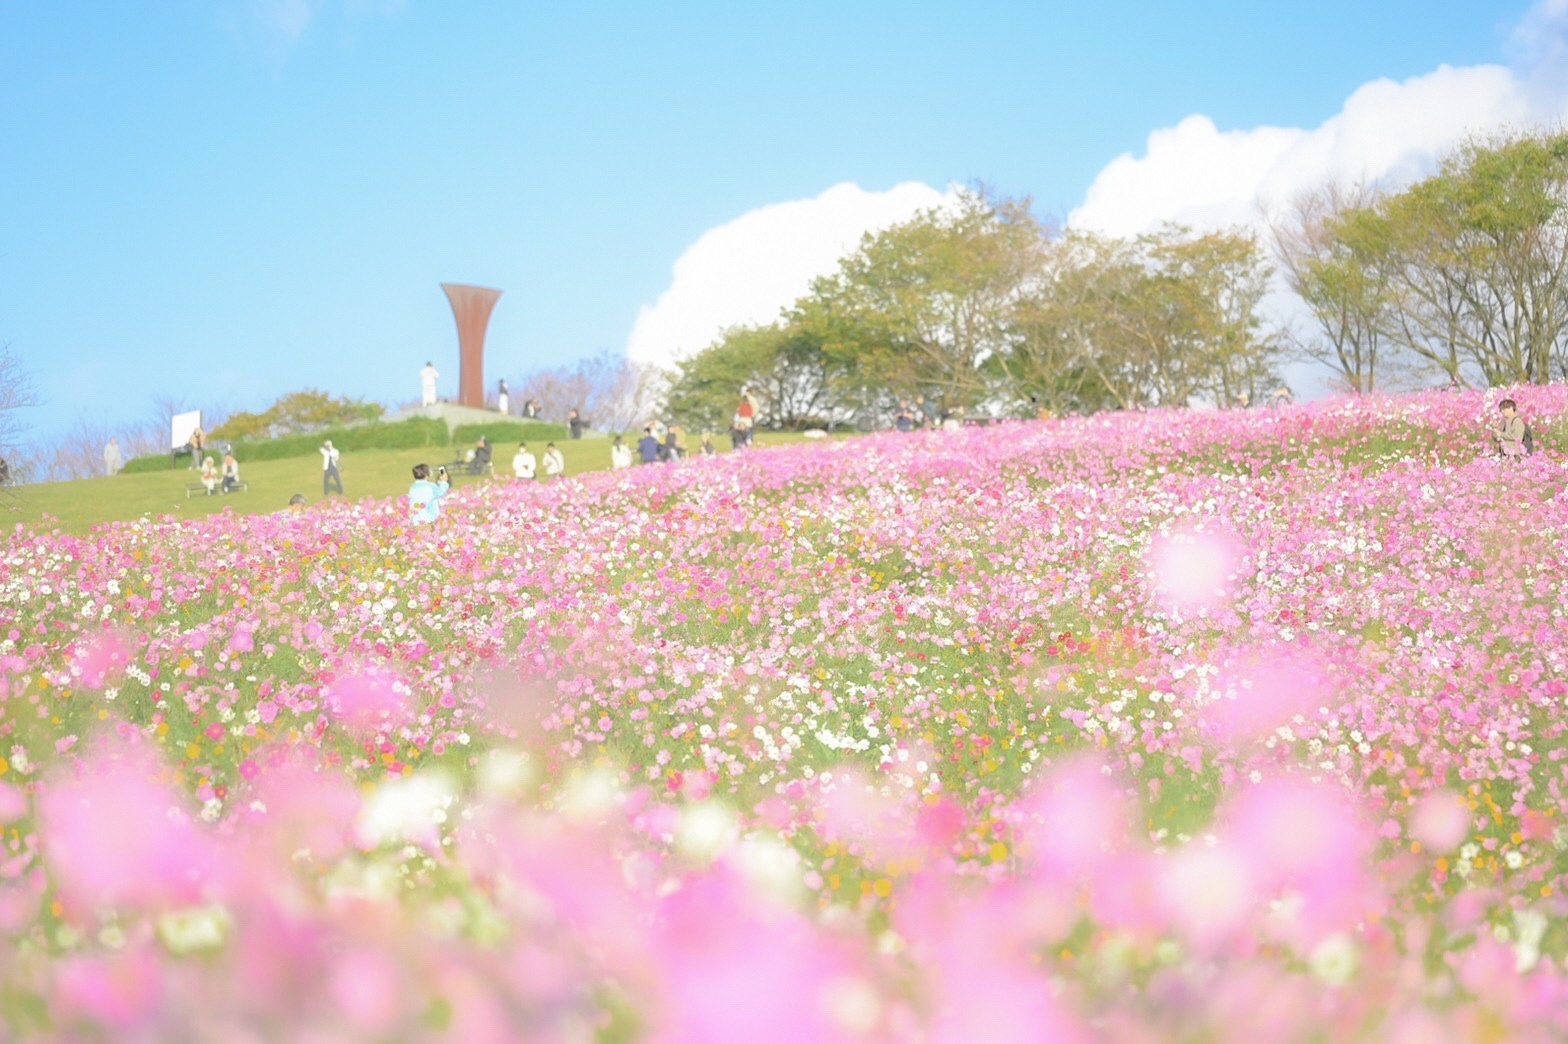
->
(5, 430), (818, 533)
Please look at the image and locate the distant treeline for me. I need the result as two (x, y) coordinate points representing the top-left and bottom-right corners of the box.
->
(666, 130), (1568, 431)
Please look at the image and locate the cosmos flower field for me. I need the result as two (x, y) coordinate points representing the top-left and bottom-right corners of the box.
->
(4, 389), (1568, 1040)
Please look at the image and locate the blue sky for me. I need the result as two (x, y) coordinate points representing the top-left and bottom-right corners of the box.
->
(0, 1), (1551, 446)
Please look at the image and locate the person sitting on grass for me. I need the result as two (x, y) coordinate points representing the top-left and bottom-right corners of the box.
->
(1492, 398), (1528, 458)
(200, 455), (219, 495)
(542, 442), (565, 478)
(512, 441), (536, 480)
(610, 435), (632, 470)
(221, 450), (240, 493)
(408, 463), (450, 524)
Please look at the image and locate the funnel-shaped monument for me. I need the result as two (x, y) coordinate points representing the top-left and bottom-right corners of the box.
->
(441, 283), (503, 409)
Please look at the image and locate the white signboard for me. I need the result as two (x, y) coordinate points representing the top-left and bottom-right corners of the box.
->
(171, 410), (203, 451)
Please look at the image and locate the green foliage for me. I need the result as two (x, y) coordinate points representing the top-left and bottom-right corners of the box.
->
(1279, 130), (1568, 390)
(211, 389), (384, 441)
(451, 421), (570, 447)
(804, 189), (1044, 415)
(665, 323), (850, 432)
(231, 417), (447, 463)
(680, 188), (1283, 425)
(121, 452), (182, 474)
(120, 417), (449, 472)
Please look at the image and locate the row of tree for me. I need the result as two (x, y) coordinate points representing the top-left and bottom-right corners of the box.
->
(668, 130), (1568, 430)
(1272, 131), (1568, 393)
(666, 191), (1282, 431)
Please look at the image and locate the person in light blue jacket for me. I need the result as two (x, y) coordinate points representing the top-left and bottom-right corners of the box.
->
(407, 463), (450, 524)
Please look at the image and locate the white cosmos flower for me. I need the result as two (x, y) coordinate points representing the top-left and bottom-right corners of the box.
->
(356, 771), (457, 848)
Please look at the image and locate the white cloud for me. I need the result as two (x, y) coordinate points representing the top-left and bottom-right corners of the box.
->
(1065, 1), (1568, 401)
(251, 0), (324, 41)
(625, 181), (957, 370)
(1510, 0), (1568, 73)
(1069, 63), (1543, 238)
(234, 0), (404, 48)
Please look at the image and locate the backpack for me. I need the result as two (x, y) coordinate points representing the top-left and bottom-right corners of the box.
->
(1524, 424), (1535, 456)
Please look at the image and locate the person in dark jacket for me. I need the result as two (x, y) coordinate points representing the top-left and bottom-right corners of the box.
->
(638, 427), (661, 464)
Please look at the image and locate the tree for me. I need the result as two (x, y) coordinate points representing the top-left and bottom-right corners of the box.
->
(211, 390), (381, 441)
(803, 189), (1047, 416)
(0, 344), (35, 484)
(1003, 231), (1141, 413)
(514, 351), (661, 434)
(664, 322), (854, 433)
(1010, 227), (1280, 411)
(1351, 132), (1568, 386)
(1271, 183), (1392, 394)
(1154, 227), (1281, 407)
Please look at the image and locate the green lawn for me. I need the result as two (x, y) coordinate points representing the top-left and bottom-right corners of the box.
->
(4, 432), (822, 533)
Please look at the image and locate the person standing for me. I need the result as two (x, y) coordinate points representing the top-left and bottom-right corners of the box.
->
(610, 435), (632, 470)
(188, 424), (205, 469)
(420, 362), (440, 407)
(638, 427), (660, 464)
(701, 431), (716, 457)
(542, 442), (565, 478)
(407, 463), (450, 524)
(665, 423), (684, 462)
(320, 439), (344, 496)
(735, 389), (756, 447)
(568, 408), (586, 440)
(512, 441), (536, 479)
(103, 437), (123, 476)
(221, 450), (241, 493)
(497, 379), (510, 415)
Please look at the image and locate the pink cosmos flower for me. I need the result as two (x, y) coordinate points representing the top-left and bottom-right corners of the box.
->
(39, 740), (225, 909)
(1147, 524), (1246, 615)
(1409, 790), (1470, 853)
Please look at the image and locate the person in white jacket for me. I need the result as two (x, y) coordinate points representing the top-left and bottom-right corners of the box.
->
(610, 435), (632, 470)
(320, 440), (343, 496)
(512, 442), (536, 479)
(420, 362), (439, 407)
(542, 442), (565, 478)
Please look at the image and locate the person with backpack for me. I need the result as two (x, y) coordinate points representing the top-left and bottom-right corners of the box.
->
(1492, 399), (1529, 458)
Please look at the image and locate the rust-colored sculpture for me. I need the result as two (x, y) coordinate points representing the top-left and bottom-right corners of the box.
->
(441, 283), (503, 410)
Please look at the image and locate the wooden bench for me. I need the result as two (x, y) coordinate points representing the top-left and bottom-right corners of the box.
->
(443, 459), (494, 480)
(186, 481), (248, 499)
